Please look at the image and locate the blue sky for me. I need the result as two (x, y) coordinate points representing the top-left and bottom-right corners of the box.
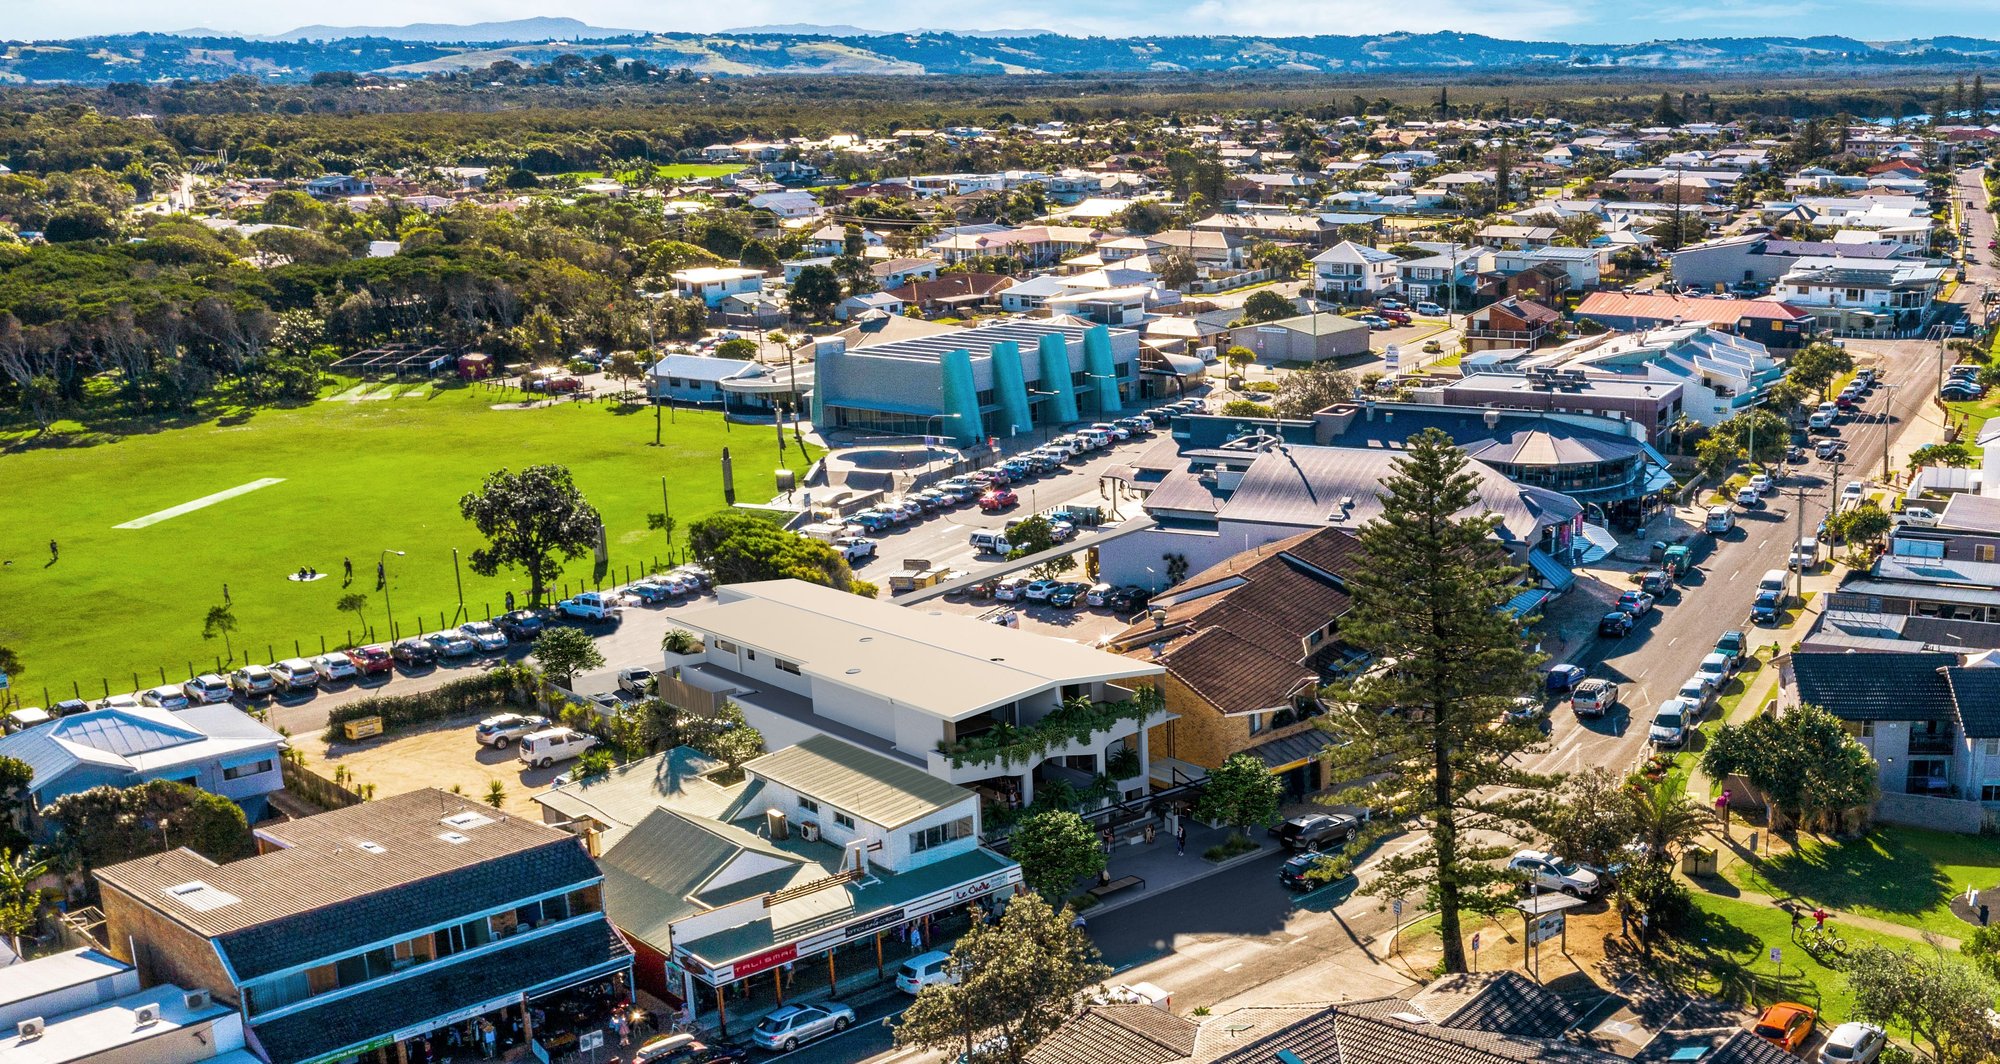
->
(17, 0), (1987, 45)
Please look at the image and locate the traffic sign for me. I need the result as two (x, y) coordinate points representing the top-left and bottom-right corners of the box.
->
(578, 1031), (605, 1052)
(1770, 947), (1782, 964)
(1392, 898), (1403, 918)
(1471, 932), (1481, 952)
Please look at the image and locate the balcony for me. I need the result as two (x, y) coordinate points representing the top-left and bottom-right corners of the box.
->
(1908, 731), (1958, 757)
(929, 686), (1170, 782)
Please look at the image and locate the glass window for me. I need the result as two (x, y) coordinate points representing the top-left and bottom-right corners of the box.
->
(798, 796), (820, 813)
(714, 639), (739, 655)
(223, 759), (274, 781)
(775, 659), (802, 675)
(567, 884), (602, 915)
(489, 909), (520, 937)
(833, 811), (855, 829)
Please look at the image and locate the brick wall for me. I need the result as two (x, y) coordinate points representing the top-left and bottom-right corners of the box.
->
(100, 885), (238, 1003)
(1144, 671), (1324, 772)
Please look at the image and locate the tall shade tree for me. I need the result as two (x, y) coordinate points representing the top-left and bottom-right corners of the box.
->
(1197, 753), (1282, 841)
(1845, 941), (2000, 1064)
(1009, 809), (1107, 899)
(1318, 428), (1548, 974)
(1699, 703), (1878, 833)
(893, 892), (1108, 1064)
(530, 627), (605, 689)
(44, 780), (254, 877)
(459, 464), (604, 605)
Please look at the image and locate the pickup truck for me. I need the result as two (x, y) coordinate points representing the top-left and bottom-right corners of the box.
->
(831, 535), (878, 561)
(556, 591), (623, 622)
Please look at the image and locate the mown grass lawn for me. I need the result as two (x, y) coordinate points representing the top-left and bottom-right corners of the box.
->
(0, 381), (817, 702)
(1680, 893), (1919, 1025)
(1946, 397), (2000, 438)
(1724, 827), (2000, 938)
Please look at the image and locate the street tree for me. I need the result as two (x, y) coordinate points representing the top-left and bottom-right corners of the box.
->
(44, 780), (254, 876)
(1626, 777), (1707, 866)
(687, 511), (855, 589)
(1699, 704), (1878, 832)
(606, 351), (646, 399)
(1005, 515), (1076, 581)
(530, 627), (604, 688)
(1197, 753), (1282, 841)
(1846, 940), (2000, 1064)
(1827, 503), (1893, 547)
(893, 891), (1108, 1064)
(714, 338), (758, 360)
(0, 848), (49, 958)
(1241, 290), (1296, 324)
(1009, 810), (1107, 899)
(1272, 365), (1356, 419)
(1534, 767), (1640, 872)
(682, 700), (766, 782)
(1319, 428), (1548, 974)
(1787, 341), (1855, 399)
(1223, 345), (1257, 378)
(459, 464), (604, 606)
(335, 593), (369, 642)
(1156, 250), (1197, 289)
(789, 264), (842, 321)
(1909, 443), (1976, 469)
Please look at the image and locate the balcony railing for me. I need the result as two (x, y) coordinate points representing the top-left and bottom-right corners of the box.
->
(936, 686), (1163, 771)
(1908, 732), (1957, 756)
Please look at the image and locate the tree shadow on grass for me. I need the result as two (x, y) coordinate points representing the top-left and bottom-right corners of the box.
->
(1743, 830), (1949, 920)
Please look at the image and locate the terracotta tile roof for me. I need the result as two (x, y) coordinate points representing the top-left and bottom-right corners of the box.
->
(1575, 291), (1808, 324)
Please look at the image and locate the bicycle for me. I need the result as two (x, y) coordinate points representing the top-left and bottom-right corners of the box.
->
(1803, 923), (1848, 958)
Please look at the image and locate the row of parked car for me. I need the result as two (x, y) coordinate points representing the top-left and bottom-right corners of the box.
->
(980, 578), (1148, 612)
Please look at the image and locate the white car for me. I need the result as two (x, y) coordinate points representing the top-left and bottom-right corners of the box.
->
(1817, 1022), (1886, 1064)
(230, 664), (277, 698)
(1678, 675), (1715, 709)
(1735, 485), (1760, 508)
(182, 673), (233, 705)
(312, 653), (359, 683)
(96, 693), (142, 711)
(517, 727), (599, 768)
(1023, 580), (1058, 602)
(832, 535), (877, 561)
(1650, 698), (1693, 746)
(1506, 849), (1601, 896)
(1414, 301), (1446, 317)
(895, 950), (959, 994)
(1749, 473), (1774, 495)
(1841, 480), (1866, 508)
(139, 685), (190, 710)
(1695, 652), (1731, 691)
(460, 621), (509, 652)
(271, 658), (320, 692)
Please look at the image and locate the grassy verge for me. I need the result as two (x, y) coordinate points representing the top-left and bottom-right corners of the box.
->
(1723, 826), (2000, 938)
(1678, 893), (1916, 1024)
(0, 383), (819, 699)
(1946, 398), (2000, 438)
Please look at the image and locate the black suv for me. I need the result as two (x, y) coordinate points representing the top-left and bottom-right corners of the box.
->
(498, 609), (545, 642)
(1270, 813), (1358, 852)
(391, 638), (438, 666)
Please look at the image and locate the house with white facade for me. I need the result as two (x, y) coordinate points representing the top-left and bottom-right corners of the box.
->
(1311, 241), (1402, 302)
(1396, 243), (1484, 304)
(671, 267), (767, 308)
(1773, 256), (1947, 338)
(0, 703), (287, 824)
(657, 580), (1169, 809)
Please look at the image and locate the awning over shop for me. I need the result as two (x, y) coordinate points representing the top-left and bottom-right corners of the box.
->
(1501, 587), (1554, 619)
(1527, 549), (1576, 592)
(1244, 727), (1339, 774)
(1142, 352), (1208, 376)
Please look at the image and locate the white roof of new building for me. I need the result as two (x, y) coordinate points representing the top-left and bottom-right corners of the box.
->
(0, 949), (131, 1011)
(672, 267), (765, 284)
(678, 580), (1162, 721)
(0, 986), (235, 1064)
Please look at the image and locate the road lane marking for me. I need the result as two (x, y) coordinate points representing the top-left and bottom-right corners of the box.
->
(1223, 962), (1245, 972)
(115, 478), (286, 528)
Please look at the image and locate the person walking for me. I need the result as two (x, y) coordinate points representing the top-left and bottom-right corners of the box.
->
(48, 539), (58, 562)
(344, 557), (354, 583)
(222, 583), (231, 604)
(1175, 822), (1187, 857)
(1788, 904), (1801, 940)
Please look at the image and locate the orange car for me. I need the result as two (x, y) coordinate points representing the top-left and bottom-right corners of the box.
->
(1753, 1002), (1816, 1053)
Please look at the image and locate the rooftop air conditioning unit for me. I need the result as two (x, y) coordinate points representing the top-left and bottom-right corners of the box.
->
(766, 809), (790, 841)
(135, 1004), (161, 1027)
(800, 821), (822, 843)
(184, 989), (212, 1012)
(16, 1019), (43, 1041)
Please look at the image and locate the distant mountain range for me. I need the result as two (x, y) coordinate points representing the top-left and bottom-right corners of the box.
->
(6, 28), (2000, 84)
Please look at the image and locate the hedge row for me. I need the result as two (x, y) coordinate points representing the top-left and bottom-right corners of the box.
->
(321, 667), (531, 742)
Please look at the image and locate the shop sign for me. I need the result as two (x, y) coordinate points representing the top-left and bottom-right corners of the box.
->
(725, 942), (797, 983)
(843, 908), (907, 940)
(905, 866), (1024, 920)
(389, 991), (524, 1042)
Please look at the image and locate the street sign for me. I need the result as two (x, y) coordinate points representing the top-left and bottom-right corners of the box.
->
(1392, 898), (1403, 918)
(1471, 932), (1481, 953)
(1770, 947), (1782, 965)
(578, 1031), (605, 1052)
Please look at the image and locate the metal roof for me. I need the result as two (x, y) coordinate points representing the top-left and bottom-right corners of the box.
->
(745, 735), (970, 829)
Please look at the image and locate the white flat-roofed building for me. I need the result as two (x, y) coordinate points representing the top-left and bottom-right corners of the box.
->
(659, 580), (1169, 806)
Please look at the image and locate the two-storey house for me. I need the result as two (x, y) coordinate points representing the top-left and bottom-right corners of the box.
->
(1310, 242), (1402, 303)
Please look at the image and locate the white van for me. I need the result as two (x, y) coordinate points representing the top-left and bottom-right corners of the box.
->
(1757, 569), (1788, 595)
(1705, 506), (1734, 534)
(798, 522), (848, 544)
(969, 531), (1013, 555)
(1790, 537), (1820, 570)
(517, 727), (599, 769)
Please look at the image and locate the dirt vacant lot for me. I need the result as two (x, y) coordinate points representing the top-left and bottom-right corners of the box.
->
(295, 712), (563, 817)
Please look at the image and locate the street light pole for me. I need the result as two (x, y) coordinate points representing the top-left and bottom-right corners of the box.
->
(380, 549), (406, 640)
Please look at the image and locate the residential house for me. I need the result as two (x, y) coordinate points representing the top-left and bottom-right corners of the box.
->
(1671, 234), (1930, 291)
(882, 273), (1014, 319)
(1572, 291), (1814, 350)
(93, 788), (631, 1064)
(868, 257), (939, 290)
(1486, 246), (1613, 292)
(657, 580), (1169, 807)
(1102, 528), (1367, 796)
(0, 703), (286, 825)
(1773, 257), (1946, 338)
(1462, 297), (1564, 353)
(806, 224), (884, 257)
(810, 317), (1139, 442)
(836, 291), (905, 321)
(1475, 224), (1558, 250)
(1190, 213), (1337, 246)
(303, 174), (371, 199)
(1394, 242), (1483, 305)
(1310, 242), (1402, 303)
(1145, 230), (1251, 271)
(671, 267), (767, 308)
(540, 741), (1019, 1025)
(1829, 494), (2000, 623)
(928, 226), (1101, 268)
(747, 191), (823, 221)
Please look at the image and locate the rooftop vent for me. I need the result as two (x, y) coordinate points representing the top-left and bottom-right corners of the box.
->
(438, 831), (471, 845)
(1389, 1011), (1431, 1025)
(164, 881), (240, 912)
(440, 811), (493, 831)
(356, 841), (386, 855)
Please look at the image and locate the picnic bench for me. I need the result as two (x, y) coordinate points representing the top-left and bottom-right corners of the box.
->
(1088, 875), (1146, 900)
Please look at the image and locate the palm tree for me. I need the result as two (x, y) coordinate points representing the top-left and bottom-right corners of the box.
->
(0, 848), (51, 957)
(1626, 778), (1707, 865)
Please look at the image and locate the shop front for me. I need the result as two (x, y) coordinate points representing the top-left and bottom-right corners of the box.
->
(672, 865), (1023, 1037)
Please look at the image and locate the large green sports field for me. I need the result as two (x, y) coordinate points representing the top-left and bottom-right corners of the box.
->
(0, 381), (816, 705)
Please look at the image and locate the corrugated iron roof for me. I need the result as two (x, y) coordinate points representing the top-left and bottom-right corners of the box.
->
(745, 735), (969, 829)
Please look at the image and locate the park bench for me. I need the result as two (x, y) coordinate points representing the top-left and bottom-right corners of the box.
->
(1088, 875), (1147, 900)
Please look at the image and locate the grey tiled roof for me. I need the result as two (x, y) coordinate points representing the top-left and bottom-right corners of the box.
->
(1944, 667), (2000, 738)
(1024, 1004), (1199, 1064)
(1790, 651), (1956, 722)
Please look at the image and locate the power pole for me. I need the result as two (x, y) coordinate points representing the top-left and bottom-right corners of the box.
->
(1878, 382), (1898, 484)
(1792, 484), (1810, 607)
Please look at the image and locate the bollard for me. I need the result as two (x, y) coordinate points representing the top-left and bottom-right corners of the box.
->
(320, 635), (327, 654)
(159, 666), (168, 685)
(294, 639), (302, 657)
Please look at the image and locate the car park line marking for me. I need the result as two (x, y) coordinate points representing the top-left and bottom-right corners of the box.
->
(1223, 962), (1245, 972)
(115, 478), (286, 528)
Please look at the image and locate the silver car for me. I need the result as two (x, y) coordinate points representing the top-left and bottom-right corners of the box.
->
(749, 1003), (855, 1051)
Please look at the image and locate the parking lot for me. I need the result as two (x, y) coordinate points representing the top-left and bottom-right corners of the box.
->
(294, 710), (566, 817)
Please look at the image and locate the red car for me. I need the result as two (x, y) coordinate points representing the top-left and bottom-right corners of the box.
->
(1378, 308), (1412, 325)
(345, 644), (394, 676)
(979, 489), (1018, 512)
